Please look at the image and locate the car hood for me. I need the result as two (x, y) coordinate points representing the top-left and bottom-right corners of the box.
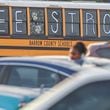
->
(0, 85), (42, 110)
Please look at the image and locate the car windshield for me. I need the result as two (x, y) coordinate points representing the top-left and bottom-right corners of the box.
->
(101, 64), (110, 70)
(96, 48), (110, 59)
(49, 80), (110, 110)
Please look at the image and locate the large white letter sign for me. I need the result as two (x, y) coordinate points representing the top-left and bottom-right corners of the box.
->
(86, 12), (95, 35)
(68, 13), (76, 33)
(15, 11), (22, 33)
(51, 11), (58, 33)
(103, 14), (110, 34)
(0, 10), (5, 32)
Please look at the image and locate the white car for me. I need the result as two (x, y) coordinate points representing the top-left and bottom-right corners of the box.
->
(21, 67), (110, 110)
(87, 42), (110, 59)
(0, 56), (81, 88)
(0, 56), (81, 110)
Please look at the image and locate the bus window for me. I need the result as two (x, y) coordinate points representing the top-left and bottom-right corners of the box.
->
(65, 9), (80, 37)
(0, 7), (9, 35)
(100, 10), (110, 37)
(83, 10), (97, 37)
(12, 7), (27, 36)
(30, 8), (45, 36)
(48, 8), (63, 37)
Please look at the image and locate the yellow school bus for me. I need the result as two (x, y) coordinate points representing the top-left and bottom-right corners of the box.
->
(0, 1), (109, 56)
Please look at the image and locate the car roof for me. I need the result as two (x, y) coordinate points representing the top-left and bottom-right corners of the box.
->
(21, 66), (110, 110)
(34, 55), (110, 68)
(0, 56), (81, 75)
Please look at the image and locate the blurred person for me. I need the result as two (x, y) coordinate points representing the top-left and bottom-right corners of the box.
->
(69, 42), (87, 65)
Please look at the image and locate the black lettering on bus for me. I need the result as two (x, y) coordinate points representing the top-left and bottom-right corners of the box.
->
(29, 40), (43, 46)
(44, 41), (56, 47)
(58, 41), (72, 47)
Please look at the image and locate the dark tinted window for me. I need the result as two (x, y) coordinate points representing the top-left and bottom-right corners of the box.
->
(12, 7), (27, 36)
(0, 65), (4, 72)
(30, 8), (45, 35)
(4, 66), (65, 88)
(37, 69), (65, 87)
(49, 81), (110, 110)
(48, 8), (63, 37)
(0, 7), (9, 35)
(96, 48), (110, 58)
(0, 65), (5, 82)
(83, 10), (97, 37)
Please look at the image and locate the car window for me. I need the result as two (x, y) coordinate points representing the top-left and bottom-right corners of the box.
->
(0, 65), (5, 83)
(38, 69), (65, 87)
(49, 81), (110, 110)
(0, 65), (4, 72)
(96, 48), (110, 58)
(6, 66), (38, 88)
(4, 66), (65, 88)
(0, 65), (4, 76)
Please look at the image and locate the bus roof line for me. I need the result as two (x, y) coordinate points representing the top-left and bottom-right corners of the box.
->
(1, 1), (110, 10)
